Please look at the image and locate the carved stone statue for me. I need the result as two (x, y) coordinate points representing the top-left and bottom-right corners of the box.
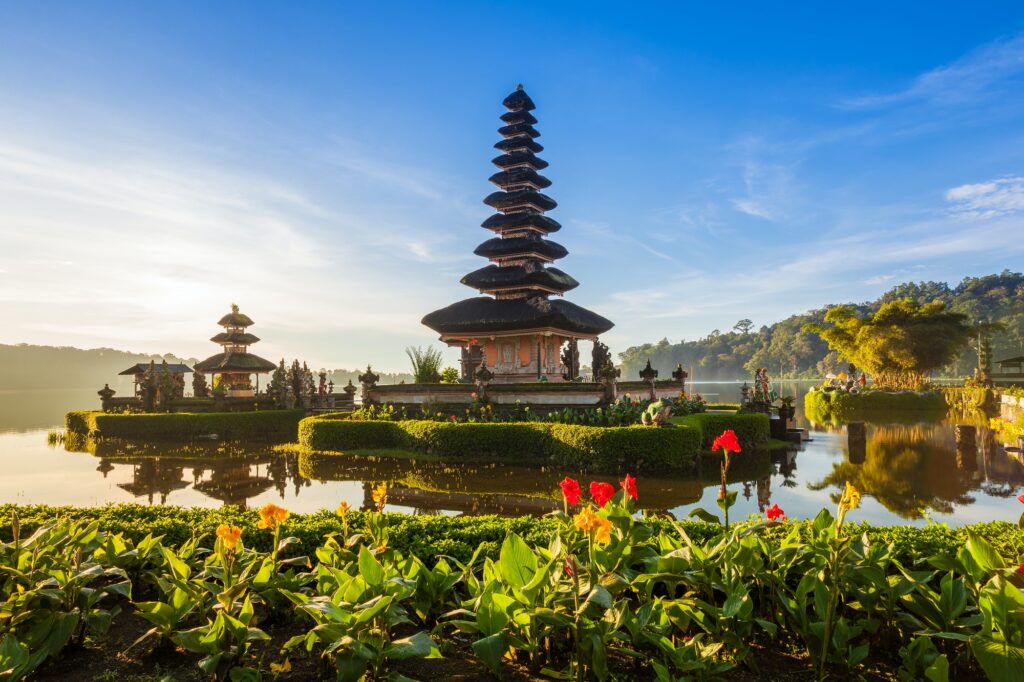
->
(641, 399), (673, 427)
(639, 359), (659, 400)
(592, 341), (611, 380)
(358, 365), (380, 405)
(561, 339), (580, 381)
(598, 361), (620, 404)
(474, 361), (494, 403)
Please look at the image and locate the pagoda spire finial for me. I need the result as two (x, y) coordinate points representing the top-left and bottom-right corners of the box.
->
(516, 83), (524, 91)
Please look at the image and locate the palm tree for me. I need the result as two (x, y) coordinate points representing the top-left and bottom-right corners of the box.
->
(406, 346), (443, 383)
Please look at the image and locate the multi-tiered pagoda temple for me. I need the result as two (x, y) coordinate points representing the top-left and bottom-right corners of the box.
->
(194, 304), (276, 396)
(422, 86), (613, 382)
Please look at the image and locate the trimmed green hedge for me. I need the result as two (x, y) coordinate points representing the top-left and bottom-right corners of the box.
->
(804, 389), (946, 424)
(1, 504), (1020, 567)
(65, 409), (305, 442)
(298, 417), (701, 473)
(672, 412), (770, 450)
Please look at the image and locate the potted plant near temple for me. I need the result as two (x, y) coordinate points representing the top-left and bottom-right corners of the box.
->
(777, 395), (796, 422)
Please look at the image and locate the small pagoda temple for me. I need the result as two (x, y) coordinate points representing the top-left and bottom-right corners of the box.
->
(421, 86), (613, 382)
(193, 304), (276, 396)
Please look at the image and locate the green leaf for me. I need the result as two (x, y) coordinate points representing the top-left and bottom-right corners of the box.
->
(357, 546), (385, 587)
(384, 631), (434, 660)
(498, 532), (537, 589)
(925, 654), (949, 682)
(969, 634), (1024, 682)
(686, 508), (721, 525)
(471, 633), (508, 674)
(965, 531), (1005, 574)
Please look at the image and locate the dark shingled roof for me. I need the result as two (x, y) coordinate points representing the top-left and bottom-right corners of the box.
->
(498, 122), (540, 139)
(461, 264), (578, 293)
(484, 189), (557, 212)
(193, 352), (277, 373)
(217, 312), (254, 327)
(493, 136), (543, 154)
(503, 87), (536, 111)
(491, 152), (548, 171)
(481, 212), (561, 233)
(210, 331), (261, 345)
(489, 168), (551, 189)
(423, 296), (613, 336)
(118, 363), (192, 375)
(474, 236), (568, 261)
(500, 110), (537, 125)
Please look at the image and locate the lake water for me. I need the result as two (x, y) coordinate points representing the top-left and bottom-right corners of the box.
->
(2, 384), (1023, 526)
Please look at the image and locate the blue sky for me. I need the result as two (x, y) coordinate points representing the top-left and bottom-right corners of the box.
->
(1, 2), (1023, 371)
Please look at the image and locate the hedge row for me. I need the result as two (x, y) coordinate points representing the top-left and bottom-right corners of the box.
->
(298, 417), (702, 473)
(1, 504), (1020, 568)
(65, 409), (305, 442)
(804, 389), (947, 424)
(672, 412), (770, 450)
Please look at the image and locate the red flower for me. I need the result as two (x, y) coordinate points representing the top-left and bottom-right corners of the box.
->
(711, 429), (742, 454)
(766, 503), (785, 522)
(620, 473), (638, 501)
(560, 477), (582, 506)
(563, 556), (575, 577)
(1017, 563), (1024, 576)
(449, 415), (457, 422)
(590, 481), (616, 507)
(1018, 493), (1024, 505)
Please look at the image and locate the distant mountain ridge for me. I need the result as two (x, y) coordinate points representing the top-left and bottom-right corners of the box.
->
(618, 270), (1024, 381)
(0, 344), (414, 391)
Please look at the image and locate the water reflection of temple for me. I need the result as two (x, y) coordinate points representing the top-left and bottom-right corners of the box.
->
(116, 459), (189, 504)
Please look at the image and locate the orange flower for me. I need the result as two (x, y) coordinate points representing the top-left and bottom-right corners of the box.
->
(258, 503), (289, 529)
(216, 524), (242, 550)
(336, 500), (350, 517)
(573, 507), (612, 545)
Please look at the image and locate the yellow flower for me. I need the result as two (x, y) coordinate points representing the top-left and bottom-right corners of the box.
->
(372, 482), (388, 512)
(336, 500), (350, 517)
(841, 481), (861, 511)
(270, 659), (292, 674)
(257, 503), (290, 529)
(572, 508), (612, 545)
(216, 524), (243, 550)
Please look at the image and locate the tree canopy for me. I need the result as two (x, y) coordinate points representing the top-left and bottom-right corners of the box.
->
(803, 298), (971, 389)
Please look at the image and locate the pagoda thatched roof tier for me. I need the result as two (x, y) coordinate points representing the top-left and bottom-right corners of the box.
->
(481, 211), (561, 234)
(491, 153), (548, 172)
(118, 363), (192, 376)
(461, 264), (578, 294)
(210, 331), (260, 345)
(193, 352), (277, 373)
(422, 296), (613, 337)
(489, 168), (551, 189)
(484, 189), (557, 212)
(500, 110), (537, 125)
(493, 136), (543, 154)
(503, 87), (536, 111)
(217, 311), (254, 327)
(497, 122), (540, 139)
(474, 236), (567, 262)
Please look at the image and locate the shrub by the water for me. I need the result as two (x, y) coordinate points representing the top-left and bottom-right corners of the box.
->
(672, 411), (770, 450)
(65, 409), (305, 442)
(298, 417), (703, 472)
(804, 388), (946, 424)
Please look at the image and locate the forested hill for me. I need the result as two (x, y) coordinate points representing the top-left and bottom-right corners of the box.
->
(618, 271), (1024, 381)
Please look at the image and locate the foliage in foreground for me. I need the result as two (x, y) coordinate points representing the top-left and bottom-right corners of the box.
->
(0, 490), (1023, 681)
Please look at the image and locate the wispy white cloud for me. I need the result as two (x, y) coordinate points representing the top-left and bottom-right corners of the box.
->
(946, 176), (1024, 219)
(841, 33), (1024, 109)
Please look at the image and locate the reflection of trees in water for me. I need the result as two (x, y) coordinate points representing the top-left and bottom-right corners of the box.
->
(811, 422), (1024, 519)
